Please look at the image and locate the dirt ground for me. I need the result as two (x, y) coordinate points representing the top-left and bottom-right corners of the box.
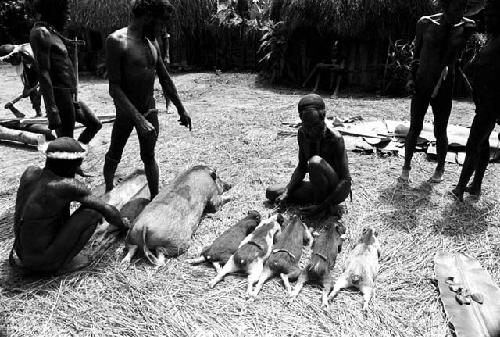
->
(0, 64), (499, 337)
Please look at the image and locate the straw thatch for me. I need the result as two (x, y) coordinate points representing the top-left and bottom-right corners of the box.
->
(68, 0), (217, 36)
(272, 0), (437, 39)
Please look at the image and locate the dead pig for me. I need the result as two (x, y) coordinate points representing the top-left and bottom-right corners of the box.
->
(186, 210), (262, 272)
(122, 165), (231, 266)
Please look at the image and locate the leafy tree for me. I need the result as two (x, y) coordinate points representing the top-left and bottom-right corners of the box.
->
(0, 0), (33, 45)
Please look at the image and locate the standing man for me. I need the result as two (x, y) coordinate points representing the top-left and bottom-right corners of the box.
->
(451, 0), (500, 201)
(26, 0), (102, 144)
(400, 0), (475, 183)
(0, 43), (42, 117)
(266, 94), (352, 218)
(104, 0), (191, 199)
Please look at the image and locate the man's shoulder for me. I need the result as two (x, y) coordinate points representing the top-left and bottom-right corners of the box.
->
(30, 26), (51, 41)
(325, 128), (346, 149)
(418, 14), (441, 26)
(107, 28), (128, 42)
(21, 166), (42, 181)
(461, 17), (476, 28)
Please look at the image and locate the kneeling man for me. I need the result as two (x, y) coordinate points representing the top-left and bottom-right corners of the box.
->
(266, 94), (352, 218)
(11, 137), (127, 274)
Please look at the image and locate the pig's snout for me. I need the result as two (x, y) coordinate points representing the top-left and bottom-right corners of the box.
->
(215, 177), (232, 193)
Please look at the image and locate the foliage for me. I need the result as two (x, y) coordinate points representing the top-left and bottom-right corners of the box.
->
(381, 39), (414, 96)
(0, 0), (33, 45)
(257, 21), (288, 83)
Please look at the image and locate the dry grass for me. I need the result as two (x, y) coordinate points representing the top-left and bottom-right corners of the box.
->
(0, 67), (499, 336)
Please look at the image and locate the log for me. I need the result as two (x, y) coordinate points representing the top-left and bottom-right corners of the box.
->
(0, 125), (45, 146)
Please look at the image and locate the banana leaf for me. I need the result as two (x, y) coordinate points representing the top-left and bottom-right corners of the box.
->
(434, 252), (500, 337)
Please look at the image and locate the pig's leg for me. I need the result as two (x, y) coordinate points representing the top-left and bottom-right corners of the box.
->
(246, 260), (265, 298)
(185, 256), (207, 265)
(328, 275), (349, 302)
(360, 285), (374, 310)
(321, 277), (334, 308)
(206, 195), (232, 213)
(290, 271), (308, 299)
(212, 262), (222, 273)
(121, 244), (138, 264)
(280, 273), (292, 294)
(250, 265), (273, 299)
(154, 248), (166, 270)
(208, 255), (238, 288)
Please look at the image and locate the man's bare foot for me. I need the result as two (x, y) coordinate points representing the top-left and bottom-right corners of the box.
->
(399, 168), (410, 182)
(429, 168), (444, 183)
(450, 187), (464, 201)
(57, 254), (90, 275)
(464, 185), (481, 198)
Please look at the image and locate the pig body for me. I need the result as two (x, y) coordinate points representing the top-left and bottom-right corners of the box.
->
(122, 166), (230, 266)
(186, 210), (261, 271)
(328, 227), (381, 310)
(290, 222), (346, 306)
(251, 215), (312, 298)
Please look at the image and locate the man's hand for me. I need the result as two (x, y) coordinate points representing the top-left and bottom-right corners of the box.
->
(178, 108), (192, 131)
(300, 204), (327, 218)
(136, 116), (156, 139)
(47, 105), (61, 130)
(406, 80), (416, 95)
(275, 189), (289, 206)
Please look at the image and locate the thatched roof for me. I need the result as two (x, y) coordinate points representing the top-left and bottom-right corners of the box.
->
(69, 0), (217, 36)
(272, 0), (437, 39)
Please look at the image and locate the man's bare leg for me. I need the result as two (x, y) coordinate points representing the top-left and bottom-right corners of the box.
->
(429, 84), (452, 183)
(144, 159), (159, 199)
(401, 93), (429, 182)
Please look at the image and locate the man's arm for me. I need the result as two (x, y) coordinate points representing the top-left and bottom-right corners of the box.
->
(77, 195), (126, 229)
(30, 28), (60, 129)
(153, 41), (191, 130)
(320, 135), (352, 208)
(106, 34), (155, 137)
(286, 130), (308, 193)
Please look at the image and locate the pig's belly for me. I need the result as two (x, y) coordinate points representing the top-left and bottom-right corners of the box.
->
(129, 200), (205, 255)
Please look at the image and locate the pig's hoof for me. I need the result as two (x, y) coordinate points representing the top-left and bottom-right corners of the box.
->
(208, 281), (216, 289)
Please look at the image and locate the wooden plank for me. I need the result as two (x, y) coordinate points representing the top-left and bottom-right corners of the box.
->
(0, 125), (45, 146)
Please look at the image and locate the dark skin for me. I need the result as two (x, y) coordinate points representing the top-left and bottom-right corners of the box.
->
(402, 0), (475, 182)
(14, 164), (126, 274)
(275, 107), (351, 218)
(451, 5), (500, 201)
(104, 13), (191, 197)
(29, 6), (75, 131)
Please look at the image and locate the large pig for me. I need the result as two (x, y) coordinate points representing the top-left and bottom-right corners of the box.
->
(122, 165), (231, 266)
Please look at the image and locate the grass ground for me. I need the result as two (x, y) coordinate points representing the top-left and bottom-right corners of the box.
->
(0, 65), (499, 337)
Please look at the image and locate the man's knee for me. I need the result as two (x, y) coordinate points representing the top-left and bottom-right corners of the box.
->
(140, 152), (156, 166)
(433, 124), (447, 139)
(308, 155), (323, 168)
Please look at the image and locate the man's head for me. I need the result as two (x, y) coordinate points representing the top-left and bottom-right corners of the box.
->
(298, 94), (327, 141)
(42, 137), (87, 177)
(440, 0), (468, 24)
(0, 45), (20, 65)
(24, 0), (70, 31)
(485, 0), (500, 35)
(131, 0), (174, 40)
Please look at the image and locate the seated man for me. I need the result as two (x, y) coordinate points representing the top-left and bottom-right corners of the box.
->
(266, 94), (352, 218)
(0, 43), (42, 117)
(11, 137), (127, 275)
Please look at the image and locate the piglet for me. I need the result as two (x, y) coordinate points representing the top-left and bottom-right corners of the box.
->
(251, 215), (313, 298)
(290, 222), (346, 307)
(327, 226), (381, 310)
(186, 210), (261, 272)
(208, 214), (284, 297)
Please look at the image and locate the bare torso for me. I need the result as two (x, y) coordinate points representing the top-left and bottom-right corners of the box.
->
(470, 36), (500, 106)
(416, 14), (475, 89)
(14, 167), (89, 255)
(30, 25), (76, 90)
(108, 28), (158, 113)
